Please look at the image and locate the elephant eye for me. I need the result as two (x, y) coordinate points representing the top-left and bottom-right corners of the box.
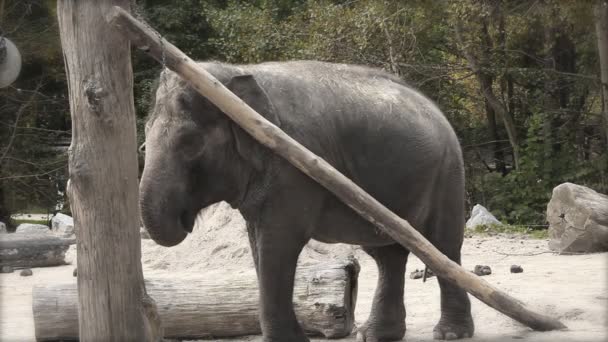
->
(177, 133), (205, 160)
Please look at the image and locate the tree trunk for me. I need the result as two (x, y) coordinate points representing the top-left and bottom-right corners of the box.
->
(56, 1), (161, 341)
(33, 260), (359, 341)
(0, 179), (11, 230)
(455, 20), (520, 170)
(0, 233), (74, 267)
(543, 23), (558, 180)
(596, 0), (608, 146)
(484, 88), (506, 174)
(107, 7), (566, 332)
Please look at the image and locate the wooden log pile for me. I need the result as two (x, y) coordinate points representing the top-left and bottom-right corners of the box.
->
(33, 259), (359, 341)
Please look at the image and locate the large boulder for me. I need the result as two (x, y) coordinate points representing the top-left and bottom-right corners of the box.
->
(51, 213), (75, 238)
(465, 204), (502, 229)
(15, 223), (49, 234)
(547, 183), (608, 253)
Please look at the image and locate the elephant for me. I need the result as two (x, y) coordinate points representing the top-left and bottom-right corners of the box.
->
(139, 61), (474, 342)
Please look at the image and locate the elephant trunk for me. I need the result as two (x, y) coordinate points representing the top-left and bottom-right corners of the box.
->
(139, 169), (191, 247)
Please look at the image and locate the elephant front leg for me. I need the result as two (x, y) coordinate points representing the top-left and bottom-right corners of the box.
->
(252, 226), (309, 342)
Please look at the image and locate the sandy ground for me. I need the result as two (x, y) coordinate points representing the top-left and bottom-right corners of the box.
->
(2, 203), (607, 341)
(1, 235), (606, 342)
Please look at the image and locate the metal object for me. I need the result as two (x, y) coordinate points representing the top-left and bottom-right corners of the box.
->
(0, 37), (22, 88)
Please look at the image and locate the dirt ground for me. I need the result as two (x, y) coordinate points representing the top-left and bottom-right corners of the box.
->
(1, 234), (606, 342)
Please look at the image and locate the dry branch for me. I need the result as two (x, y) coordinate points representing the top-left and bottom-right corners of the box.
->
(107, 6), (566, 332)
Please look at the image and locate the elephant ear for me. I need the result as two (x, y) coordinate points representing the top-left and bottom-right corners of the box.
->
(227, 74), (280, 171)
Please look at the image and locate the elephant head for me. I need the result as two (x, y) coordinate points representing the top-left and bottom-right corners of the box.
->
(139, 68), (277, 247)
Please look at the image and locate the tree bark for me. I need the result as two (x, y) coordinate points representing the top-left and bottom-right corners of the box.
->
(107, 7), (566, 332)
(33, 260), (359, 341)
(56, 1), (160, 341)
(596, 0), (608, 146)
(0, 233), (74, 267)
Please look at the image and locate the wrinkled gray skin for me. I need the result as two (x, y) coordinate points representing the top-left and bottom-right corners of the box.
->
(140, 61), (473, 342)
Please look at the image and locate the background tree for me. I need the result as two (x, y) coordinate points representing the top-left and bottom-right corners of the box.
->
(2, 0), (606, 230)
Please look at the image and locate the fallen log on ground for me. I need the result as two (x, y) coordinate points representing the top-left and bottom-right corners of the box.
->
(33, 260), (359, 341)
(0, 233), (75, 268)
(106, 7), (567, 332)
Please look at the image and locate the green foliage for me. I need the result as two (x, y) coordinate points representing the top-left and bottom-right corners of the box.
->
(471, 224), (549, 239)
(2, 0), (606, 235)
(13, 219), (51, 226)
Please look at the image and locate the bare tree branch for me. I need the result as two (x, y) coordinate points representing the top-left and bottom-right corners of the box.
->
(454, 19), (520, 169)
(0, 82), (44, 164)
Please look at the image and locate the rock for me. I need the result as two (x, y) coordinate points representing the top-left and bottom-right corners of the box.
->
(1, 265), (13, 273)
(547, 183), (608, 253)
(466, 204), (502, 229)
(15, 223), (49, 234)
(73, 268), (77, 277)
(510, 265), (523, 273)
(473, 265), (492, 276)
(0, 221), (7, 233)
(51, 213), (75, 238)
(409, 269), (424, 279)
(20, 268), (33, 276)
(140, 227), (151, 239)
(409, 268), (435, 280)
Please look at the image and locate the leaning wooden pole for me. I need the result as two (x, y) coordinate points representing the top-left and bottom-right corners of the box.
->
(107, 7), (566, 332)
(57, 2), (161, 341)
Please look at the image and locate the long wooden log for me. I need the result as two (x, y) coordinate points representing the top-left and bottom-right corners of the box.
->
(33, 260), (359, 341)
(0, 233), (74, 268)
(107, 7), (566, 332)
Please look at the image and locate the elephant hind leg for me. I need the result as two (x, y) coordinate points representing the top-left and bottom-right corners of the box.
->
(426, 192), (474, 340)
(357, 244), (409, 342)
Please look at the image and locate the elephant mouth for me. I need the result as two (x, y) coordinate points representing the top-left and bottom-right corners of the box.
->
(141, 208), (195, 247)
(179, 209), (196, 233)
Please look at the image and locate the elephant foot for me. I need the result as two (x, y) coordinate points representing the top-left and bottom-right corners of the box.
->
(432, 315), (474, 340)
(356, 319), (405, 342)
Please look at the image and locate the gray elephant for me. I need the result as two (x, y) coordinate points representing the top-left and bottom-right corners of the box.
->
(140, 61), (473, 342)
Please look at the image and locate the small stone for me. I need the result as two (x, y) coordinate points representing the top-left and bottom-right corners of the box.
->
(1, 266), (14, 273)
(510, 265), (524, 273)
(466, 204), (503, 229)
(20, 268), (33, 276)
(409, 269), (424, 279)
(473, 265), (492, 276)
(73, 268), (78, 277)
